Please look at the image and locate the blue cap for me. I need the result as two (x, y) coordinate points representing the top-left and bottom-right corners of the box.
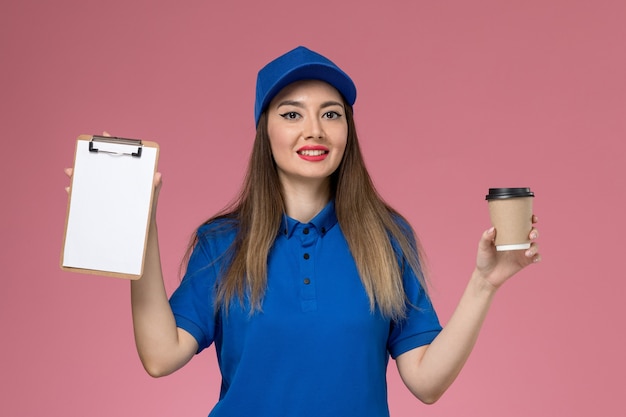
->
(254, 46), (357, 126)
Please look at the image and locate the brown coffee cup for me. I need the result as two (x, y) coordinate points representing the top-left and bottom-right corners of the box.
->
(485, 188), (535, 251)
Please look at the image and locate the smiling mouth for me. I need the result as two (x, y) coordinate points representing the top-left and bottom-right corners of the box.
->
(298, 149), (328, 156)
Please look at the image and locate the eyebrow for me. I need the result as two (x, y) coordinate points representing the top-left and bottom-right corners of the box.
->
(276, 100), (345, 110)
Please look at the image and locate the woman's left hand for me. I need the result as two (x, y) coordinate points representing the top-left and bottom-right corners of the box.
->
(475, 215), (540, 289)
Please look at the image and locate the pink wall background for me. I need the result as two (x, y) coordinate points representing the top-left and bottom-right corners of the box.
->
(2, 0), (625, 415)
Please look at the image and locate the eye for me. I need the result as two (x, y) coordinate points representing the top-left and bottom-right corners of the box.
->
(279, 111), (301, 120)
(322, 111), (342, 120)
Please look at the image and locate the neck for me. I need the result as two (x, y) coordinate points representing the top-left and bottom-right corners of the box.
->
(280, 178), (331, 223)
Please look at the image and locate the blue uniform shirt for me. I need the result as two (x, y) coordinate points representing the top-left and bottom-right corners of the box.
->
(169, 201), (442, 417)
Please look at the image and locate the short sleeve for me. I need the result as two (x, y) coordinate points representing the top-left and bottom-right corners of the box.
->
(169, 225), (227, 353)
(387, 267), (442, 359)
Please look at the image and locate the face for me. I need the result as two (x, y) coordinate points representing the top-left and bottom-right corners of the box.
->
(266, 79), (348, 190)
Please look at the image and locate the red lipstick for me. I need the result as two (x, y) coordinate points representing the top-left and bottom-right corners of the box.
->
(297, 145), (329, 162)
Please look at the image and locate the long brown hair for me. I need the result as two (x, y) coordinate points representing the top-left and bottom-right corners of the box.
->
(184, 103), (428, 321)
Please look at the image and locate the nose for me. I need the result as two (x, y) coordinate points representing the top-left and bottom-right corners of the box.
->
(303, 115), (324, 140)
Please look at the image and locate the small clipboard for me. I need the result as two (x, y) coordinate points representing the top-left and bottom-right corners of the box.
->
(60, 134), (160, 279)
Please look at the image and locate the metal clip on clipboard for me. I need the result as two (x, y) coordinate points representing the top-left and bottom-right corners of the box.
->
(89, 135), (143, 157)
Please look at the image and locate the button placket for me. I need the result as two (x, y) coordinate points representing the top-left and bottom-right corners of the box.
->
(298, 225), (317, 312)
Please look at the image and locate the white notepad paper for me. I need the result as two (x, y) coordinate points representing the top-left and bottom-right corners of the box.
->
(62, 136), (159, 278)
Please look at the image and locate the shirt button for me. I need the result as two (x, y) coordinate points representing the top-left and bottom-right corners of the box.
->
(303, 228), (309, 235)
(303, 253), (310, 260)
(303, 278), (311, 285)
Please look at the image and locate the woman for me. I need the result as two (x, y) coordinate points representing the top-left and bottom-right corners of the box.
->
(96, 46), (541, 416)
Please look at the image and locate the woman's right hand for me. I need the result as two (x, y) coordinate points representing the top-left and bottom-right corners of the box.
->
(150, 172), (163, 223)
(64, 167), (73, 194)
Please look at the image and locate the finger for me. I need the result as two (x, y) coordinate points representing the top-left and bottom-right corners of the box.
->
(532, 214), (539, 224)
(65, 186), (70, 194)
(152, 173), (163, 203)
(153, 172), (163, 195)
(529, 228), (538, 240)
(525, 243), (541, 263)
(479, 227), (496, 250)
(102, 131), (111, 137)
(527, 251), (541, 263)
(64, 167), (73, 177)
